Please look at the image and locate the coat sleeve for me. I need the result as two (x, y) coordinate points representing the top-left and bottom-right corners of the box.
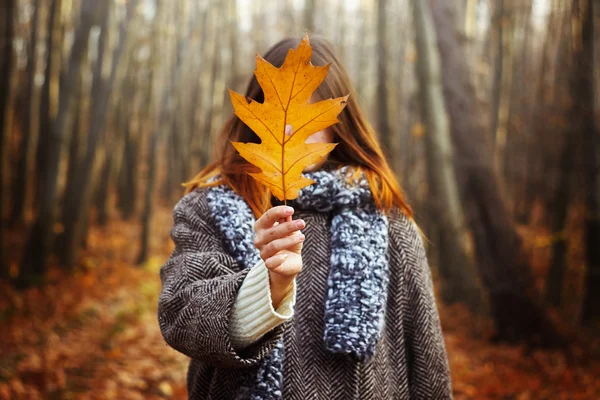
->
(392, 214), (453, 399)
(157, 188), (286, 369)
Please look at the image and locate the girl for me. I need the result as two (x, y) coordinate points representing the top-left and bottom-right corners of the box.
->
(158, 36), (452, 399)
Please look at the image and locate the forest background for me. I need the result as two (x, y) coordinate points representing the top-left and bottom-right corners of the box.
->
(0, 0), (599, 399)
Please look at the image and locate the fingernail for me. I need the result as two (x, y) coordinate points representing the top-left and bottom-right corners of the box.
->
(297, 233), (305, 241)
(285, 206), (294, 215)
(295, 219), (304, 228)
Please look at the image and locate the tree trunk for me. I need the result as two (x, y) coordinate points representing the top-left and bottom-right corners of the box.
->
(545, 1), (585, 306)
(95, 102), (122, 227)
(335, 1), (346, 62)
(252, 1), (267, 53)
(278, 0), (296, 37)
(79, 147), (106, 251)
(36, 0), (63, 205)
(0, 0), (16, 276)
(453, 0), (467, 32)
(493, 0), (515, 173)
(117, 116), (139, 220)
(519, 6), (562, 223)
(503, 1), (533, 208)
(580, 0), (599, 323)
(95, 147), (112, 227)
(223, 0), (240, 116)
(304, 0), (316, 33)
(137, 123), (161, 264)
(60, 1), (130, 267)
(11, 0), (41, 226)
(116, 54), (143, 220)
(489, 0), (504, 149)
(391, 9), (408, 176)
(19, 0), (107, 287)
(464, 0), (477, 38)
(545, 117), (577, 306)
(163, 1), (197, 201)
(428, 0), (560, 345)
(59, 71), (85, 242)
(188, 3), (209, 177)
(201, 3), (224, 164)
(355, 6), (369, 98)
(376, 0), (391, 158)
(412, 0), (481, 309)
(138, 0), (166, 265)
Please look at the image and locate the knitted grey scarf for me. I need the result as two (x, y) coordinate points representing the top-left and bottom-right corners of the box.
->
(206, 166), (389, 400)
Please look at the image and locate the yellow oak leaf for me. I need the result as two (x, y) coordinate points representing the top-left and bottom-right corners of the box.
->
(229, 34), (349, 201)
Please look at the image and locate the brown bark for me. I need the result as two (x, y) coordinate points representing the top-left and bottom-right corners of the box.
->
(412, 0), (481, 309)
(116, 111), (140, 220)
(138, 0), (167, 265)
(376, 0), (391, 158)
(580, 0), (599, 323)
(520, 3), (565, 222)
(19, 0), (108, 286)
(0, 0), (16, 276)
(187, 4), (209, 178)
(356, 4), (369, 99)
(11, 0), (41, 225)
(428, 0), (561, 345)
(36, 0), (63, 204)
(545, 0), (588, 306)
(201, 2), (225, 165)
(304, 0), (316, 33)
(116, 55), (143, 220)
(60, 1), (124, 267)
(489, 0), (504, 149)
(503, 1), (533, 206)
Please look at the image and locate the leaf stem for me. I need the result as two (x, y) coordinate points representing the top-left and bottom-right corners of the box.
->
(282, 118), (287, 203)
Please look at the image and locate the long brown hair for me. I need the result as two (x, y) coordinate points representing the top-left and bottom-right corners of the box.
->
(184, 36), (412, 218)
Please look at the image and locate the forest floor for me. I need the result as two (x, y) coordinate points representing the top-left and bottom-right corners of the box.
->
(1, 207), (599, 399)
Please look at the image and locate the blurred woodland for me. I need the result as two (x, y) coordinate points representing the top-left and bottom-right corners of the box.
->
(0, 0), (599, 399)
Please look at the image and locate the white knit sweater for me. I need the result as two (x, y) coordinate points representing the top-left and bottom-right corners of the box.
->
(229, 260), (297, 349)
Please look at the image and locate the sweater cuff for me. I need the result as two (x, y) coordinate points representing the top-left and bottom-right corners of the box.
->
(229, 259), (296, 350)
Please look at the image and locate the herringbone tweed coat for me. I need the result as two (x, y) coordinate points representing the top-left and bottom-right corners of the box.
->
(158, 187), (452, 399)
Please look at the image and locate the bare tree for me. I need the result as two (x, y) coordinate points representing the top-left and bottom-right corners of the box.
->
(428, 0), (560, 344)
(138, 0), (169, 265)
(411, 0), (481, 308)
(201, 2), (225, 164)
(36, 0), (63, 204)
(0, 0), (16, 275)
(502, 1), (534, 205)
(60, 1), (133, 267)
(116, 60), (142, 220)
(19, 0), (109, 286)
(545, 1), (581, 307)
(304, 0), (316, 33)
(11, 0), (42, 226)
(580, 0), (599, 323)
(490, 0), (515, 164)
(355, 4), (370, 98)
(376, 0), (391, 157)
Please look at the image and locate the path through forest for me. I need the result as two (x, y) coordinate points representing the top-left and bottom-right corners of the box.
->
(1, 208), (598, 399)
